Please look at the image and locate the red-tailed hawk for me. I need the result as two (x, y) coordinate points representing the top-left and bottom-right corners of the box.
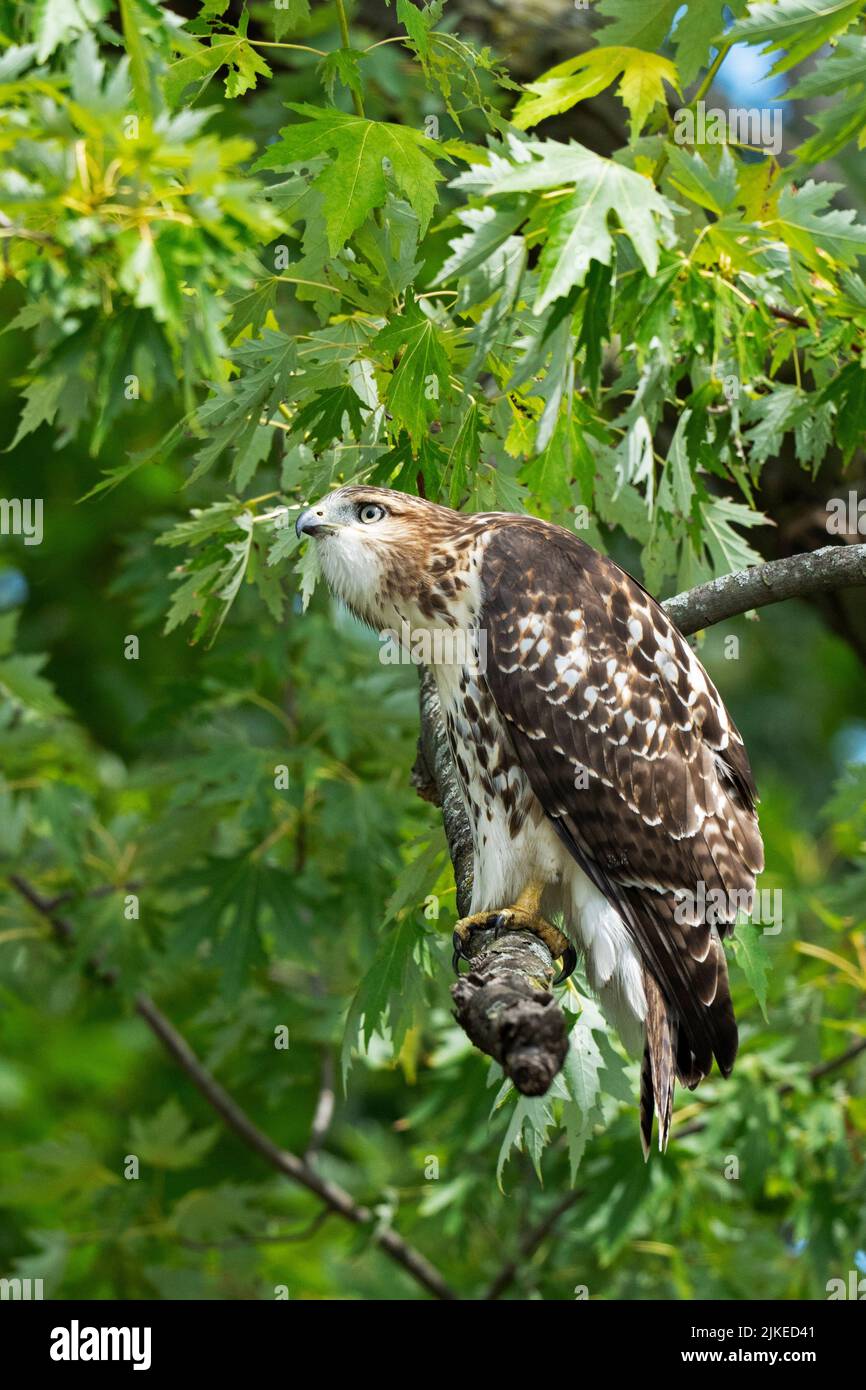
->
(296, 487), (764, 1154)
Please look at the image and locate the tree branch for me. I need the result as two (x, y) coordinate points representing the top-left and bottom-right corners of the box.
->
(484, 1039), (866, 1298)
(412, 668), (473, 918)
(412, 669), (570, 1094)
(663, 543), (866, 637)
(452, 930), (570, 1096)
(484, 1189), (584, 1300)
(675, 1037), (866, 1141)
(305, 1050), (336, 1159)
(414, 542), (866, 1095)
(8, 874), (457, 1303)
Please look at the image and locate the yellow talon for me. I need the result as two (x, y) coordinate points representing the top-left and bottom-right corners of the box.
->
(451, 883), (576, 984)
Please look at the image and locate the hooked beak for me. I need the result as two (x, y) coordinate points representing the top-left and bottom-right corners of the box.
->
(296, 507), (336, 539)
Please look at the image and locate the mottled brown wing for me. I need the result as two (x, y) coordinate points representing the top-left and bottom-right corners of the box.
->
(480, 520), (764, 1084)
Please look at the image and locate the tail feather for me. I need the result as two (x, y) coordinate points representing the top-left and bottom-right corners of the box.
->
(639, 1046), (654, 1161)
(641, 970), (677, 1157)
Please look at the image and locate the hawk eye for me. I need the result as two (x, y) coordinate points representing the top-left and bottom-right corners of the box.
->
(358, 503), (386, 524)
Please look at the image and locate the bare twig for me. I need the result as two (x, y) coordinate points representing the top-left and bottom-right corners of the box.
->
(180, 1210), (332, 1250)
(783, 1036), (866, 1092)
(305, 1051), (336, 1159)
(8, 874), (457, 1302)
(485, 1040), (866, 1298)
(663, 543), (866, 637)
(451, 931), (569, 1096)
(484, 1189), (584, 1301)
(675, 1037), (866, 1141)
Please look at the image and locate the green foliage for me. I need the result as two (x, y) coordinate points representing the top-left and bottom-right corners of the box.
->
(2, 0), (866, 1301)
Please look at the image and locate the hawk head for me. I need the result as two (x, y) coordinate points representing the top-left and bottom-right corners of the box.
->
(295, 485), (463, 627)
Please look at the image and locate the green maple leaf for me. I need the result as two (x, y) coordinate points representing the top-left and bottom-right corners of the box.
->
(16, 1135), (119, 1201)
(533, 155), (672, 311)
(665, 145), (739, 216)
(496, 1093), (555, 1187)
(436, 203), (527, 285)
(817, 360), (866, 462)
(671, 1), (749, 85)
(317, 48), (364, 104)
(224, 275), (279, 344)
(0, 653), (67, 718)
(291, 385), (370, 450)
(659, 410), (694, 515)
(596, 0), (748, 85)
(726, 0), (864, 75)
(700, 495), (770, 574)
(255, 104), (446, 254)
(454, 138), (673, 312)
(372, 298), (453, 443)
(173, 1185), (264, 1245)
(445, 402), (481, 505)
(189, 332), (298, 483)
(744, 385), (808, 464)
(788, 32), (866, 99)
(164, 33), (272, 104)
(274, 0), (311, 41)
(731, 920), (772, 1021)
(382, 836), (446, 925)
(129, 1099), (219, 1171)
(596, 0), (682, 55)
(342, 917), (428, 1082)
(513, 46), (680, 141)
(293, 539), (321, 612)
(771, 180), (866, 267)
(796, 88), (866, 165)
(7, 375), (64, 449)
(32, 0), (110, 64)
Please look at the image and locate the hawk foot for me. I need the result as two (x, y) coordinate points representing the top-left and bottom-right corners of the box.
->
(452, 908), (576, 985)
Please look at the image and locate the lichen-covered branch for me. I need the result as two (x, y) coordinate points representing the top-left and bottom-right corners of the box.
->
(412, 668), (569, 1094)
(413, 542), (866, 1094)
(451, 928), (569, 1096)
(411, 667), (474, 918)
(664, 543), (866, 636)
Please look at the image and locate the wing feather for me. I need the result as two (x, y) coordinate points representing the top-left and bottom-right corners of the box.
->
(479, 520), (763, 1086)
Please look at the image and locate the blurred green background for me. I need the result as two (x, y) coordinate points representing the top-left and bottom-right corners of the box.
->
(1, 0), (866, 1301)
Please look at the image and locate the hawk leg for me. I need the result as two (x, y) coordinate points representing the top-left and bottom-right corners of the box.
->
(452, 881), (577, 985)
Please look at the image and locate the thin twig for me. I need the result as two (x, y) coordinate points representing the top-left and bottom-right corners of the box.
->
(484, 1190), (584, 1301)
(784, 1037), (866, 1092)
(334, 0), (365, 120)
(181, 1210), (332, 1250)
(663, 543), (866, 636)
(305, 1050), (336, 1159)
(8, 874), (457, 1302)
(675, 1039), (866, 1141)
(485, 1041), (866, 1296)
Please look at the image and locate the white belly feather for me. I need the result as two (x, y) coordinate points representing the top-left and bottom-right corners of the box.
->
(433, 658), (647, 1053)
